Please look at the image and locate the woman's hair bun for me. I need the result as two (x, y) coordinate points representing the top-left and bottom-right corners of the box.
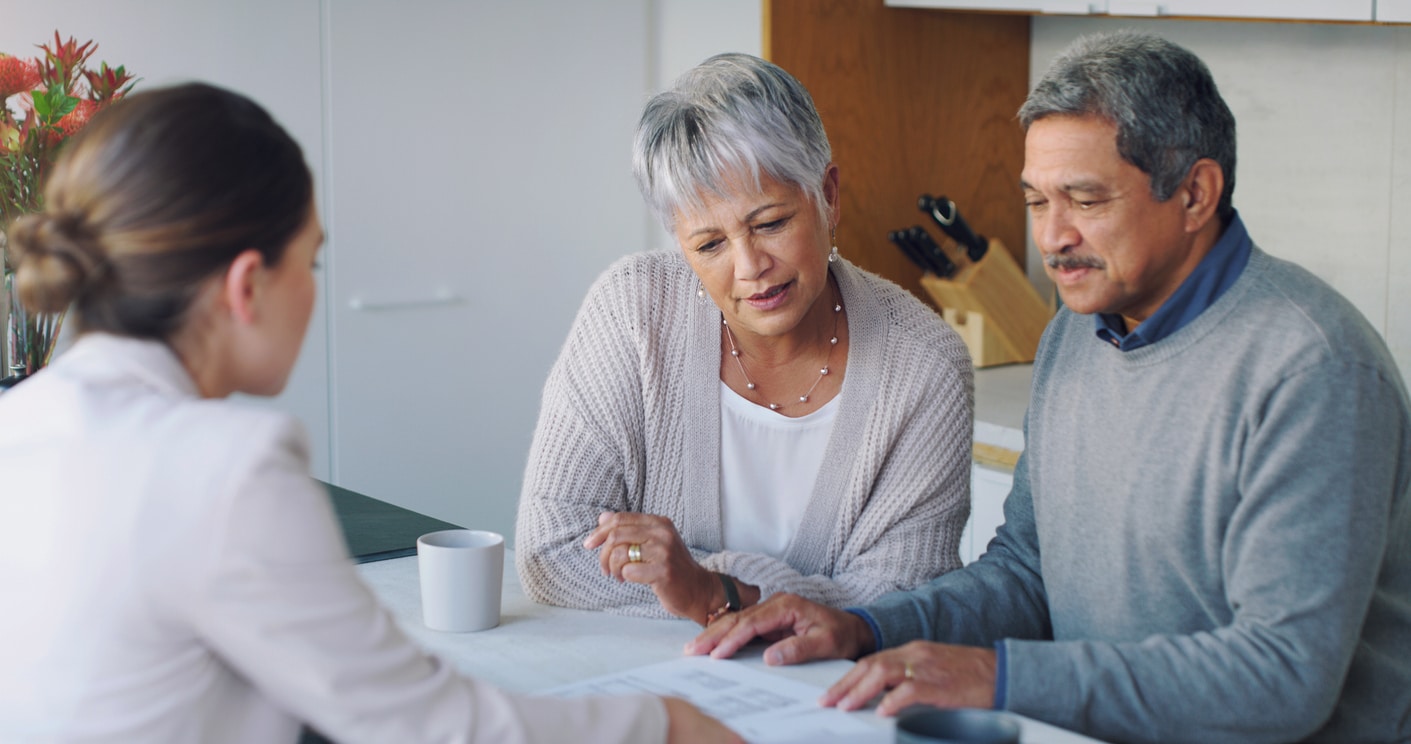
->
(6, 211), (108, 314)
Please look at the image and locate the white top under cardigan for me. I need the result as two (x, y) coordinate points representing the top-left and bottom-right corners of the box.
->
(0, 334), (665, 744)
(719, 383), (840, 557)
(515, 251), (975, 616)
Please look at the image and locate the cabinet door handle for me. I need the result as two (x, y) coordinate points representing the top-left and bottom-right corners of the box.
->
(348, 288), (462, 311)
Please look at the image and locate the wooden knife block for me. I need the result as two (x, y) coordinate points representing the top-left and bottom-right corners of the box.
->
(919, 239), (1052, 368)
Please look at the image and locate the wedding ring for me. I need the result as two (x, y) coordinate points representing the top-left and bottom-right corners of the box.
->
(627, 543), (643, 563)
(904, 661), (914, 680)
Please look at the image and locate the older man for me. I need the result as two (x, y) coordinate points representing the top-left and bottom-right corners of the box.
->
(688, 31), (1411, 744)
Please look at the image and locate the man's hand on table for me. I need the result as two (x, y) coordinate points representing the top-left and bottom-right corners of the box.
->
(821, 641), (997, 715)
(684, 593), (997, 716)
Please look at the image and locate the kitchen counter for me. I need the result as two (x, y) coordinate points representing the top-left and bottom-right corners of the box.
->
(972, 363), (1031, 471)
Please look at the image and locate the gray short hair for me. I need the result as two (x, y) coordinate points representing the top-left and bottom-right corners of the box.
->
(633, 53), (832, 230)
(1018, 31), (1237, 223)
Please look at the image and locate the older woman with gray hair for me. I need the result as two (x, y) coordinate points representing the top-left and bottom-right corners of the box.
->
(515, 53), (973, 624)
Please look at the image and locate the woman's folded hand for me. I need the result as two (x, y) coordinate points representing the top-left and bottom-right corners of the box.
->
(584, 511), (721, 623)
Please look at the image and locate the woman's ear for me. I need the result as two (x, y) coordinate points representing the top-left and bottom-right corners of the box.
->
(822, 162), (841, 227)
(221, 249), (266, 325)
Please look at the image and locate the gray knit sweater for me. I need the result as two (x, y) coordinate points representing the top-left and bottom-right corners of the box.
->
(515, 251), (974, 617)
(861, 247), (1411, 743)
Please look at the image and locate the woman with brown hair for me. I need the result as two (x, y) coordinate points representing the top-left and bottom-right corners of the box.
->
(0, 82), (735, 744)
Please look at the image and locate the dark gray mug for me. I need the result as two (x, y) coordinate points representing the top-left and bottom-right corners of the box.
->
(895, 707), (1021, 744)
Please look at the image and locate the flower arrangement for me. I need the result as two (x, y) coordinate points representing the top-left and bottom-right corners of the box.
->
(1, 32), (136, 378)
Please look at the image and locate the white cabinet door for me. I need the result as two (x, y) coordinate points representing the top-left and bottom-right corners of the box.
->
(325, 1), (651, 537)
(890, 0), (1374, 19)
(1115, 0), (1373, 20)
(886, 0), (1107, 14)
(886, 0), (1041, 10)
(1378, 0), (1411, 21)
(963, 464), (1014, 564)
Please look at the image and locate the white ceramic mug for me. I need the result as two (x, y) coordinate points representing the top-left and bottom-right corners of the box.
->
(417, 529), (504, 632)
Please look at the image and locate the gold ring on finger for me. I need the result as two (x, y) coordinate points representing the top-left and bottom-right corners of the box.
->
(628, 543), (643, 563)
(904, 661), (914, 680)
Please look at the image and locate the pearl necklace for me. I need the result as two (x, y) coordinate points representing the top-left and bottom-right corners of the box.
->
(722, 291), (842, 412)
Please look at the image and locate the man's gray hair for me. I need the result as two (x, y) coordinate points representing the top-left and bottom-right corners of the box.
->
(633, 53), (832, 230)
(1018, 31), (1237, 223)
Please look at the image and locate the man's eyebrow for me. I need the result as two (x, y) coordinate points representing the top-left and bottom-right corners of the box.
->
(1019, 178), (1112, 195)
(1060, 179), (1110, 195)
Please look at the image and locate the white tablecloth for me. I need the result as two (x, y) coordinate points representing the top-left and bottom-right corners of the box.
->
(357, 551), (1105, 744)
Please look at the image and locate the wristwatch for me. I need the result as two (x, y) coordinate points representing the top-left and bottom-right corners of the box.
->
(705, 572), (742, 626)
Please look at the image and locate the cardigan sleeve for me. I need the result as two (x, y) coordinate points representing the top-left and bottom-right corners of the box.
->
(514, 268), (666, 616)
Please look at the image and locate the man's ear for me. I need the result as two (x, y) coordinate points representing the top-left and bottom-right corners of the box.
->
(1181, 158), (1224, 234)
(221, 249), (266, 325)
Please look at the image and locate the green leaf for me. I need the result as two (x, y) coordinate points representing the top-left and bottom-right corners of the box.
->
(32, 88), (78, 125)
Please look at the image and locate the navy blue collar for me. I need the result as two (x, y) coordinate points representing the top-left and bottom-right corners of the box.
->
(1095, 211), (1252, 351)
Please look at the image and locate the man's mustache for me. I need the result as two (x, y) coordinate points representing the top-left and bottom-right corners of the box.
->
(1045, 254), (1106, 271)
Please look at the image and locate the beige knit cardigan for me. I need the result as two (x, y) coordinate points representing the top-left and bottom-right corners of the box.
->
(515, 251), (974, 617)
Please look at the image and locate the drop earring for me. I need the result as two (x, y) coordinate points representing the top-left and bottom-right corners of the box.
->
(828, 227), (840, 263)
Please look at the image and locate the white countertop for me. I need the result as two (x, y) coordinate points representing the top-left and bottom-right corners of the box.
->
(356, 551), (1105, 744)
(973, 363), (1031, 469)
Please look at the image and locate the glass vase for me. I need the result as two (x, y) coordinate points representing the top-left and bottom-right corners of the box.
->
(4, 269), (64, 378)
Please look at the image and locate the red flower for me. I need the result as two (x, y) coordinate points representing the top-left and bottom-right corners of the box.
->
(55, 98), (99, 138)
(0, 54), (41, 100)
(83, 62), (135, 103)
(39, 32), (95, 90)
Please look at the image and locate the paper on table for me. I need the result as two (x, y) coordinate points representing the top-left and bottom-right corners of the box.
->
(539, 656), (888, 743)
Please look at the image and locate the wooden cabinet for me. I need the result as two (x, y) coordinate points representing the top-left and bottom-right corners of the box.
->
(765, 0), (1031, 309)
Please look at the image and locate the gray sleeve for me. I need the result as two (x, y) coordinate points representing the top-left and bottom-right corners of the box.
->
(858, 442), (1052, 650)
(1003, 363), (1405, 744)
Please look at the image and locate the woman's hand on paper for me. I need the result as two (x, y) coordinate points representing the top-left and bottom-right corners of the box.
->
(820, 641), (997, 716)
(684, 593), (875, 666)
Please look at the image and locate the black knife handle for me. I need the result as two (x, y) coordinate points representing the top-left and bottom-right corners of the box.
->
(919, 194), (987, 262)
(905, 226), (957, 278)
(888, 229), (941, 276)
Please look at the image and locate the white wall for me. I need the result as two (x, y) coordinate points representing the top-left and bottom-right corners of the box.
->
(1028, 17), (1411, 391)
(645, 0), (764, 251)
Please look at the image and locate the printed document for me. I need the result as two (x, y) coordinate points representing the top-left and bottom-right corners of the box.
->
(541, 655), (888, 743)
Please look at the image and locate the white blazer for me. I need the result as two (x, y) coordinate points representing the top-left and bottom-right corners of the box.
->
(0, 334), (665, 744)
